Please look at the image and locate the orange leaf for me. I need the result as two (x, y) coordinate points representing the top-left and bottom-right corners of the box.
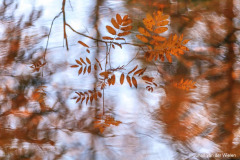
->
(121, 26), (132, 31)
(128, 65), (138, 74)
(106, 25), (116, 35)
(80, 58), (86, 65)
(126, 75), (132, 87)
(102, 36), (114, 40)
(123, 15), (128, 21)
(71, 65), (79, 68)
(180, 46), (189, 51)
(114, 43), (122, 49)
(111, 74), (116, 85)
(111, 18), (120, 29)
(90, 95), (94, 103)
(115, 37), (125, 40)
(99, 71), (111, 78)
(75, 60), (82, 65)
(182, 39), (190, 45)
(78, 41), (89, 48)
(132, 77), (137, 88)
(142, 76), (154, 82)
(120, 73), (124, 85)
(98, 91), (102, 98)
(81, 96), (85, 104)
(138, 27), (151, 37)
(165, 53), (172, 63)
(86, 57), (91, 64)
(136, 35), (148, 43)
(78, 67), (83, 75)
(86, 96), (89, 104)
(156, 20), (169, 26)
(152, 35), (166, 41)
(116, 14), (122, 25)
(134, 68), (146, 76)
(118, 31), (131, 36)
(122, 19), (132, 26)
(95, 58), (102, 70)
(154, 27), (168, 34)
(76, 97), (81, 103)
(94, 64), (97, 70)
(83, 66), (87, 74)
(88, 66), (91, 73)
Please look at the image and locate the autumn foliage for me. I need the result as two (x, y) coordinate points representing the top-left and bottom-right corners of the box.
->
(67, 12), (191, 133)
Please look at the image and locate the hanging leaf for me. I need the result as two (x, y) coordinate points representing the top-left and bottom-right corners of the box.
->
(81, 96), (85, 104)
(156, 20), (169, 26)
(99, 71), (111, 78)
(123, 15), (128, 21)
(126, 75), (132, 87)
(154, 27), (168, 34)
(128, 65), (138, 74)
(115, 37), (125, 40)
(78, 67), (83, 75)
(182, 39), (190, 45)
(80, 58), (86, 65)
(86, 97), (89, 104)
(132, 77), (137, 88)
(102, 36), (114, 40)
(120, 73), (124, 85)
(86, 57), (91, 64)
(143, 14), (155, 31)
(78, 41), (89, 48)
(116, 14), (122, 25)
(71, 65), (79, 68)
(88, 66), (91, 73)
(112, 44), (115, 49)
(120, 26), (132, 31)
(76, 97), (81, 103)
(86, 49), (90, 53)
(98, 91), (102, 98)
(90, 95), (94, 104)
(122, 19), (132, 26)
(165, 53), (172, 63)
(180, 46), (189, 51)
(95, 58), (102, 70)
(118, 31), (131, 36)
(83, 66), (87, 74)
(111, 18), (120, 29)
(152, 35), (166, 41)
(76, 60), (82, 65)
(138, 27), (151, 37)
(159, 15), (169, 21)
(142, 76), (154, 82)
(173, 79), (196, 91)
(94, 93), (98, 100)
(111, 74), (116, 85)
(136, 35), (148, 43)
(94, 64), (97, 70)
(114, 43), (122, 49)
(106, 25), (116, 35)
(134, 68), (145, 76)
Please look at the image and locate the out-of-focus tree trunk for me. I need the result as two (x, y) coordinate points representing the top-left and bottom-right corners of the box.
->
(214, 0), (237, 154)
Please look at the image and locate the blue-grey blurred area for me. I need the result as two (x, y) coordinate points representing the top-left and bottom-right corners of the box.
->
(0, 0), (240, 159)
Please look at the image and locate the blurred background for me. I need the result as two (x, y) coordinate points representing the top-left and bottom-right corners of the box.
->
(0, 0), (240, 159)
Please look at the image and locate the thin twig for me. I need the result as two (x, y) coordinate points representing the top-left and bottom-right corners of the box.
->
(124, 48), (140, 67)
(65, 23), (142, 47)
(62, 0), (69, 50)
(44, 11), (62, 60)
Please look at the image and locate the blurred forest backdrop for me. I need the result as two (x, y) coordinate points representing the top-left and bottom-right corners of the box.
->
(0, 0), (240, 159)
